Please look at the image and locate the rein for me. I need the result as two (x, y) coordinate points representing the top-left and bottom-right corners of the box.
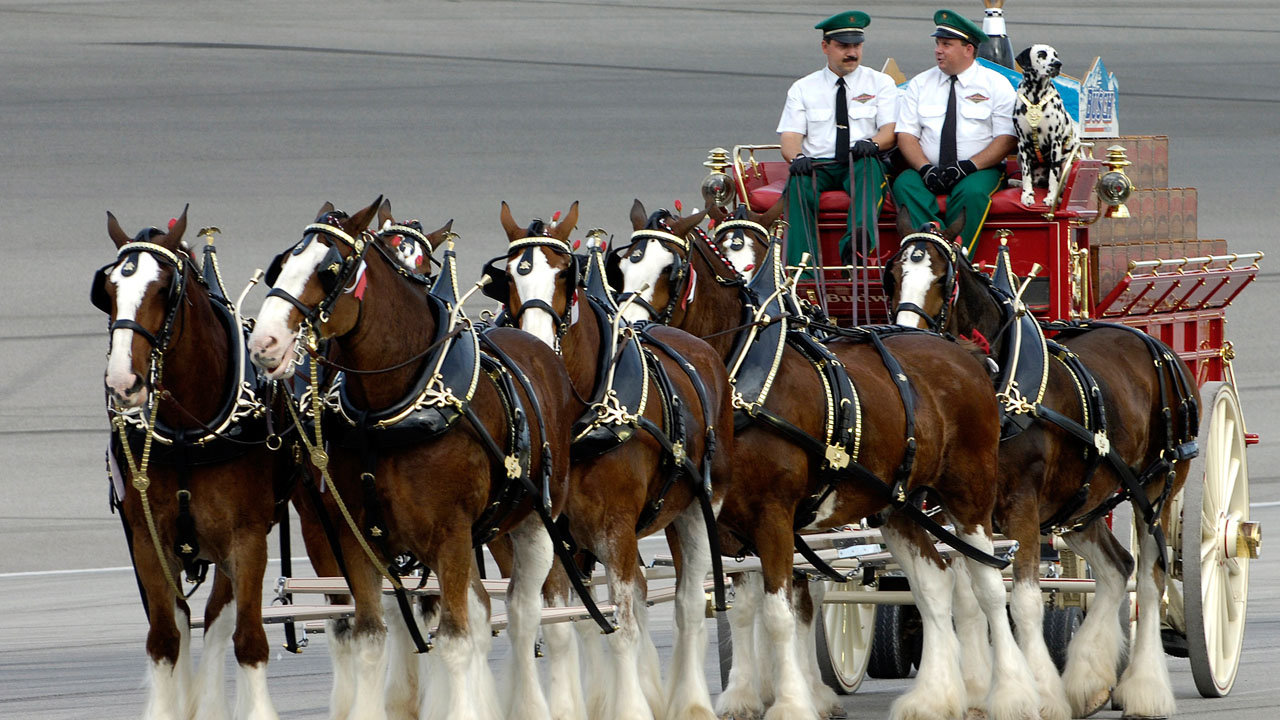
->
(306, 324), (462, 376)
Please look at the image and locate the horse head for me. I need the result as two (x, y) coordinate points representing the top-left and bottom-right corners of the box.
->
(249, 197), (382, 379)
(486, 201), (580, 350)
(884, 210), (966, 331)
(708, 202), (784, 283)
(94, 205), (192, 408)
(374, 198), (453, 275)
(606, 199), (706, 325)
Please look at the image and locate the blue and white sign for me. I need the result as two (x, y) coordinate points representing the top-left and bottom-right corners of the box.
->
(1080, 57), (1120, 138)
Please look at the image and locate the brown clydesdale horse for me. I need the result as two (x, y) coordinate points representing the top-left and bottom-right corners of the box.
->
(487, 201), (734, 720)
(614, 200), (1039, 720)
(247, 199), (576, 720)
(94, 207), (319, 719)
(883, 214), (1199, 719)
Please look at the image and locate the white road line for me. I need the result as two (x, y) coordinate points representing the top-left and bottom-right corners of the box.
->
(0, 556), (313, 580)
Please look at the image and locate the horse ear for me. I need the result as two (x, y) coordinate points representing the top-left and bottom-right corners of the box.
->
(159, 204), (189, 249)
(425, 219), (454, 251)
(107, 212), (131, 249)
(629, 199), (647, 230)
(377, 199), (394, 229)
(944, 209), (967, 244)
(895, 208), (916, 240)
(349, 196), (384, 234)
(315, 202), (335, 221)
(670, 208), (708, 238)
(706, 204), (728, 223)
(499, 201), (522, 241)
(1015, 46), (1032, 72)
(555, 201), (579, 242)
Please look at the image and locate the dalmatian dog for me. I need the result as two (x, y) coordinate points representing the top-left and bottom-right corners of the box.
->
(1013, 44), (1079, 208)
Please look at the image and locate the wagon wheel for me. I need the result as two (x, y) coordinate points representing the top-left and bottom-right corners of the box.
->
(866, 603), (915, 679)
(1042, 605), (1083, 672)
(1179, 381), (1257, 697)
(814, 581), (875, 693)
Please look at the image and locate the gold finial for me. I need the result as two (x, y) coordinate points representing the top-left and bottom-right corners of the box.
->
(198, 226), (221, 246)
(703, 147), (731, 173)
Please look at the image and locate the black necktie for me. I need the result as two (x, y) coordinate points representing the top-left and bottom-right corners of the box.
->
(835, 77), (849, 161)
(939, 74), (958, 168)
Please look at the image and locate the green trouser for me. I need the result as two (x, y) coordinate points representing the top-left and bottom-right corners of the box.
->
(891, 167), (1004, 255)
(784, 157), (886, 268)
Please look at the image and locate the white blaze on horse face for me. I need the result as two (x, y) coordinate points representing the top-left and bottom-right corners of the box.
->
(721, 235), (757, 283)
(618, 241), (676, 324)
(249, 238), (333, 378)
(104, 252), (162, 404)
(894, 251), (937, 329)
(509, 250), (559, 350)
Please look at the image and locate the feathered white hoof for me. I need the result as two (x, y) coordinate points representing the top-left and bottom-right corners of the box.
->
(762, 698), (820, 720)
(1113, 675), (1174, 720)
(889, 684), (964, 720)
(715, 682), (764, 720)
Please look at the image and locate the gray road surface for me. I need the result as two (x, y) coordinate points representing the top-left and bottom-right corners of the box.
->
(1, 1), (1277, 718)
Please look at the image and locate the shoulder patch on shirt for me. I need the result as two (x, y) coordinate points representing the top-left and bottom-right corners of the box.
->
(965, 93), (990, 103)
(852, 93), (876, 103)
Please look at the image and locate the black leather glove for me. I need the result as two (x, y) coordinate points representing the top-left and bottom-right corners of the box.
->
(788, 155), (815, 176)
(919, 163), (947, 194)
(849, 139), (879, 161)
(941, 159), (978, 189)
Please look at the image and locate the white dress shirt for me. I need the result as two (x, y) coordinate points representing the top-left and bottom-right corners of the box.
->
(777, 64), (898, 159)
(897, 61), (1015, 165)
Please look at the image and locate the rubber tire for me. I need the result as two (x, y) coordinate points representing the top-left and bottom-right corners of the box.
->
(1042, 605), (1084, 672)
(867, 604), (913, 679)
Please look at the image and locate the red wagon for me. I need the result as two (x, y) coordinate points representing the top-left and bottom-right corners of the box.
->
(699, 131), (1262, 697)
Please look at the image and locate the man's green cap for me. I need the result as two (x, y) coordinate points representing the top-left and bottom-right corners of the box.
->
(931, 9), (988, 46)
(815, 11), (870, 44)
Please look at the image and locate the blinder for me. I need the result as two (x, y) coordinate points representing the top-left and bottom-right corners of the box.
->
(90, 231), (189, 357)
(607, 226), (692, 323)
(883, 230), (960, 331)
(263, 219), (370, 325)
(480, 235), (581, 333)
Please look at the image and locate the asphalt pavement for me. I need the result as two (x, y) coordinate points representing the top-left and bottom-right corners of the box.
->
(1, 1), (1277, 718)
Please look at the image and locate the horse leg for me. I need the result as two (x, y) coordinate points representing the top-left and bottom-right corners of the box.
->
(194, 567), (235, 720)
(383, 592), (428, 720)
(538, 561), (586, 720)
(660, 504), (716, 720)
(344, 552), (391, 720)
(423, 538), (500, 720)
(228, 533), (279, 720)
(754, 514), (816, 720)
(1060, 523), (1133, 718)
(292, 493), (357, 720)
(633, 568), (665, 720)
(597, 529), (656, 720)
(1003, 510), (1070, 720)
(715, 571), (764, 720)
(505, 515), (556, 720)
(133, 527), (189, 720)
(794, 579), (842, 719)
(1111, 523), (1175, 719)
(953, 527), (1039, 720)
(880, 516), (964, 720)
(948, 557), (993, 716)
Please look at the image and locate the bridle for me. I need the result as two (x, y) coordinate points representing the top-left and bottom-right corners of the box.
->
(605, 215), (694, 323)
(884, 230), (961, 332)
(91, 231), (190, 368)
(264, 213), (373, 326)
(481, 227), (580, 349)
